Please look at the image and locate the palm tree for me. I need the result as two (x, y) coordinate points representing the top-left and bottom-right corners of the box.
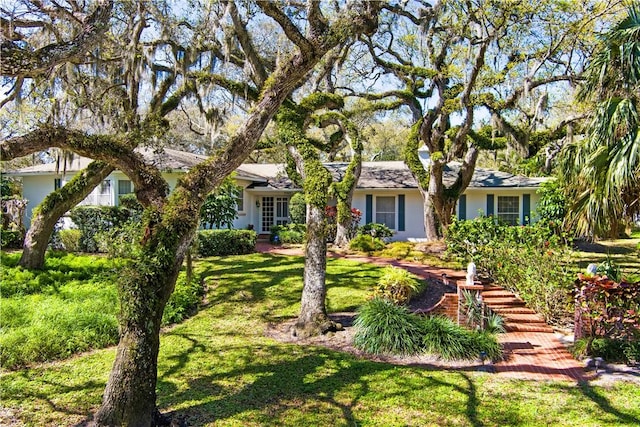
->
(560, 4), (640, 239)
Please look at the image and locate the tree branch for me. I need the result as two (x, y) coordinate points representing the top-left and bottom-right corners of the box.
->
(1, 0), (114, 77)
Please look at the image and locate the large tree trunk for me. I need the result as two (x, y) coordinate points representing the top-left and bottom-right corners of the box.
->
(294, 204), (335, 338)
(19, 161), (113, 269)
(94, 241), (187, 426)
(421, 188), (441, 241)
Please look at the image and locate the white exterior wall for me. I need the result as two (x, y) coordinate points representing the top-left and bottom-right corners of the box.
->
(352, 189), (424, 241)
(459, 188), (541, 224)
(21, 175), (58, 228)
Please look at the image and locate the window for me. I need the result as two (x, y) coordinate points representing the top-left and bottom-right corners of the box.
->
(236, 188), (244, 212)
(497, 196), (519, 225)
(118, 179), (132, 195)
(376, 196), (395, 229)
(54, 178), (62, 190)
(99, 180), (111, 195)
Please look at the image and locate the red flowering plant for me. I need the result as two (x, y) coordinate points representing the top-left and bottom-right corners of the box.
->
(324, 206), (361, 242)
(574, 274), (640, 343)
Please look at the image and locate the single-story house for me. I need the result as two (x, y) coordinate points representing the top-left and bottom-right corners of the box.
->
(4, 147), (547, 241)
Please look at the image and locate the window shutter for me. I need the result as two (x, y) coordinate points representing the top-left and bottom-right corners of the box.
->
(365, 194), (373, 223)
(398, 195), (405, 231)
(458, 195), (467, 220)
(523, 194), (531, 225)
(486, 194), (494, 216)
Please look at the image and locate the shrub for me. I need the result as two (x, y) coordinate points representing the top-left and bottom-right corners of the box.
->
(197, 229), (257, 256)
(70, 205), (141, 252)
(58, 229), (82, 252)
(358, 222), (394, 239)
(354, 298), (424, 356)
(572, 337), (639, 364)
(421, 316), (502, 361)
(373, 266), (423, 305)
(349, 234), (385, 253)
(94, 221), (142, 258)
(200, 176), (241, 229)
(163, 274), (206, 324)
(446, 217), (574, 325)
(0, 228), (22, 249)
(289, 192), (306, 224)
(270, 223), (305, 244)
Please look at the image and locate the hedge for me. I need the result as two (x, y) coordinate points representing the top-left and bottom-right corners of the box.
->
(197, 229), (257, 256)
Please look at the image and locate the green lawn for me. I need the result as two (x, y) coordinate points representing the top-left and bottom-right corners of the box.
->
(1, 253), (639, 426)
(572, 237), (640, 279)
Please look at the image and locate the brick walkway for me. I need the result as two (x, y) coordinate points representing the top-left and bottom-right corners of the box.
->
(255, 243), (589, 382)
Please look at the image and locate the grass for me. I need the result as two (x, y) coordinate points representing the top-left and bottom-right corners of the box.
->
(1, 253), (639, 426)
(0, 252), (203, 369)
(571, 237), (640, 280)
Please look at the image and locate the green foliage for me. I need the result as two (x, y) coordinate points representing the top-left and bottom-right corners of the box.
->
(162, 275), (205, 325)
(69, 204), (142, 252)
(199, 176), (241, 229)
(447, 217), (574, 325)
(597, 256), (622, 282)
(0, 228), (22, 248)
(0, 252), (204, 369)
(58, 229), (82, 252)
(270, 223), (305, 244)
(196, 229), (257, 256)
(536, 180), (567, 226)
(358, 222), (394, 239)
(349, 234), (386, 253)
(0, 177), (20, 199)
(94, 221), (142, 258)
(354, 298), (424, 356)
(289, 192), (306, 224)
(572, 337), (639, 365)
(354, 298), (502, 361)
(421, 316), (502, 362)
(372, 266), (423, 305)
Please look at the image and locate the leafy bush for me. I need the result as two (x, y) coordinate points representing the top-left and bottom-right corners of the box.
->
(289, 192), (306, 224)
(349, 234), (385, 253)
(0, 228), (22, 249)
(574, 274), (640, 344)
(270, 223), (305, 244)
(358, 222), (394, 239)
(373, 266), (423, 305)
(163, 275), (205, 324)
(354, 298), (424, 356)
(200, 176), (241, 229)
(446, 217), (574, 325)
(70, 205), (141, 252)
(197, 229), (257, 256)
(572, 337), (639, 364)
(58, 229), (82, 252)
(94, 221), (142, 258)
(536, 179), (567, 227)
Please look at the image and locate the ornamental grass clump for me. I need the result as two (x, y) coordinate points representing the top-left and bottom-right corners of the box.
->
(421, 316), (502, 361)
(354, 298), (424, 356)
(373, 266), (424, 305)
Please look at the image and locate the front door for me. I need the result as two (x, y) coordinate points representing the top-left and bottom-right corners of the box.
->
(261, 196), (289, 233)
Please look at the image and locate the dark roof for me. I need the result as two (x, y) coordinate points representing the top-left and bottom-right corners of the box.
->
(6, 149), (546, 189)
(240, 161), (546, 190)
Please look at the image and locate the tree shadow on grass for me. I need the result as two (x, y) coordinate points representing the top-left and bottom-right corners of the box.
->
(157, 339), (488, 427)
(577, 381), (640, 425)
